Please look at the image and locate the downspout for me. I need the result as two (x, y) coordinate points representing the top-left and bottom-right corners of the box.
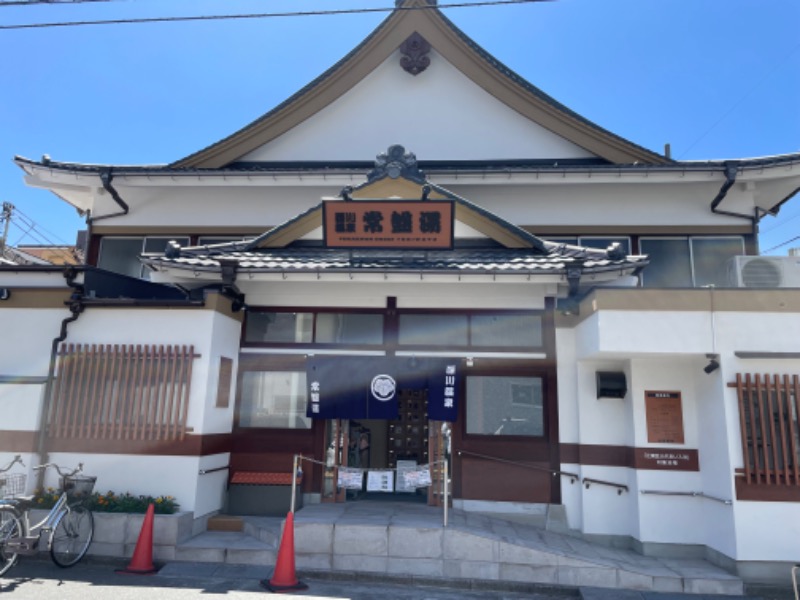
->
(89, 168), (129, 224)
(36, 267), (85, 486)
(709, 161), (758, 238)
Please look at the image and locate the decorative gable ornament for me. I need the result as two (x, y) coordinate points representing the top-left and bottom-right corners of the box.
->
(367, 144), (425, 183)
(399, 32), (431, 76)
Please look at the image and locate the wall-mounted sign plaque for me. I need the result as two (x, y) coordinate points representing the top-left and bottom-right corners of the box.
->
(634, 448), (699, 471)
(645, 390), (685, 444)
(323, 200), (454, 249)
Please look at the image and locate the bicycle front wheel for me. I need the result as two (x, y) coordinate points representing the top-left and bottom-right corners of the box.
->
(50, 505), (94, 567)
(0, 506), (23, 576)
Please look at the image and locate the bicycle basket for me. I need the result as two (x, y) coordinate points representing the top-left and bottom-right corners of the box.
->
(0, 473), (26, 499)
(62, 475), (96, 499)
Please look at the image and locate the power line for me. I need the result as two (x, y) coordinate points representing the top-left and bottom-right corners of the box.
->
(762, 234), (800, 255)
(0, 0), (551, 30)
(677, 40), (800, 160)
(0, 0), (113, 6)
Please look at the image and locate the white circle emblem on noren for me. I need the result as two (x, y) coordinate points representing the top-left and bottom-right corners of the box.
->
(371, 374), (396, 402)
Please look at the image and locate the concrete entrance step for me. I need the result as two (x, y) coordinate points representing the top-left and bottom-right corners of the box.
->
(170, 503), (744, 596)
(174, 515), (283, 565)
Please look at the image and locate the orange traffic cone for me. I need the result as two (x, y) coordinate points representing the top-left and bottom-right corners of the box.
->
(260, 512), (307, 593)
(116, 503), (158, 575)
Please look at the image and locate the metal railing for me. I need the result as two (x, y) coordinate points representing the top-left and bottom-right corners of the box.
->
(582, 477), (628, 495)
(456, 449), (579, 483)
(198, 465), (229, 475)
(640, 489), (732, 505)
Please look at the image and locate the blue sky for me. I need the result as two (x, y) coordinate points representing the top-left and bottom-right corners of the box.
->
(1, 0), (798, 254)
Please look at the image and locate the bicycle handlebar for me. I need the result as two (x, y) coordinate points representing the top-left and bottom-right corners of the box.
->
(33, 462), (83, 478)
(0, 454), (24, 473)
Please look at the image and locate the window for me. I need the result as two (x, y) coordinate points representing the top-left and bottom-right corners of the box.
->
(245, 312), (313, 343)
(639, 238), (692, 287)
(197, 236), (251, 246)
(640, 236), (745, 288)
(315, 313), (384, 344)
(578, 237), (631, 254)
(399, 313), (543, 348)
(544, 236), (631, 254)
(244, 309), (543, 349)
(398, 314), (468, 346)
(691, 237), (746, 287)
(239, 371), (311, 429)
(471, 314), (542, 347)
(466, 376), (544, 436)
(98, 236), (190, 279)
(244, 311), (383, 345)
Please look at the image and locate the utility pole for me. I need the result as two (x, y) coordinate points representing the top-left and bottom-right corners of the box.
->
(0, 202), (13, 257)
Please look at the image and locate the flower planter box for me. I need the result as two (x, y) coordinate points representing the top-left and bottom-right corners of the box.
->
(29, 509), (193, 562)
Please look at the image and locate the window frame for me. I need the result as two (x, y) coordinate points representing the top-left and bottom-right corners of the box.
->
(639, 235), (746, 288)
(464, 373), (546, 439)
(242, 307), (547, 352)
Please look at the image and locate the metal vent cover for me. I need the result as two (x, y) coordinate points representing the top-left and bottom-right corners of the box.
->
(741, 258), (783, 288)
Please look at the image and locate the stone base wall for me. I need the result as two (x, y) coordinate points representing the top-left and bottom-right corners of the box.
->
(29, 509), (193, 563)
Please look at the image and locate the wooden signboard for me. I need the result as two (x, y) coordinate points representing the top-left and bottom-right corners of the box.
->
(323, 200), (454, 249)
(645, 390), (685, 444)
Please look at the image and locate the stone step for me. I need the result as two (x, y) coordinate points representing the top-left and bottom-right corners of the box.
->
(167, 504), (745, 596)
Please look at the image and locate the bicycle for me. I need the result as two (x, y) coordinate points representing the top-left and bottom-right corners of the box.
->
(0, 456), (96, 576)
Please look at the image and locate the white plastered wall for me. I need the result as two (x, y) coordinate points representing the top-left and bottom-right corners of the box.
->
(241, 49), (594, 162)
(567, 302), (800, 564)
(2, 301), (243, 516)
(715, 311), (800, 563)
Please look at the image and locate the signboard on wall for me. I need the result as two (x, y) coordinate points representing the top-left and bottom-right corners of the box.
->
(645, 390), (685, 444)
(323, 200), (454, 249)
(635, 448), (699, 471)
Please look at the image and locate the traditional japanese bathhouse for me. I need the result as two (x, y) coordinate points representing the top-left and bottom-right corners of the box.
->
(137, 150), (648, 508)
(5, 0), (800, 582)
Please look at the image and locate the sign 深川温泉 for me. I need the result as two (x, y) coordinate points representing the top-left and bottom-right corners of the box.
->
(323, 200), (454, 249)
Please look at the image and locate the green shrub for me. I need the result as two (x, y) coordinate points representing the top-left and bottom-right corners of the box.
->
(34, 488), (179, 514)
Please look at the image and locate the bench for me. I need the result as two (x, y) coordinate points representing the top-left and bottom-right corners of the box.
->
(227, 471), (303, 516)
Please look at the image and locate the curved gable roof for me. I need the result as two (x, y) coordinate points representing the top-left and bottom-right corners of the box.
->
(172, 0), (669, 169)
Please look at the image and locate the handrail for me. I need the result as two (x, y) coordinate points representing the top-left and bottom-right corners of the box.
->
(456, 449), (579, 483)
(640, 489), (732, 505)
(199, 466), (230, 475)
(582, 477), (628, 495)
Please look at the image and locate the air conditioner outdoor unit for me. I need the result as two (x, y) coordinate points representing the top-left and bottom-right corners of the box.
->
(728, 256), (800, 288)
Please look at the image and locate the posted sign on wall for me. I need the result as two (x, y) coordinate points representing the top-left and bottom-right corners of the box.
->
(323, 200), (454, 249)
(645, 390), (685, 444)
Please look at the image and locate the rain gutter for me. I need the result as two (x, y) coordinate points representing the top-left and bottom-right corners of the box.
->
(36, 267), (85, 487)
(89, 168), (130, 223)
(709, 161), (757, 237)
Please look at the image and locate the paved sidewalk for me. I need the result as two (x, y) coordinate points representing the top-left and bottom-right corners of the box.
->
(1, 557), (794, 599)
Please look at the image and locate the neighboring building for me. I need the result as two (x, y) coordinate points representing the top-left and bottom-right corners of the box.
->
(2, 0), (800, 585)
(1, 244), (83, 266)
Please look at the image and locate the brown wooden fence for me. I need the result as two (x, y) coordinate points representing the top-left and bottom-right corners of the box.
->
(49, 344), (197, 442)
(733, 373), (800, 486)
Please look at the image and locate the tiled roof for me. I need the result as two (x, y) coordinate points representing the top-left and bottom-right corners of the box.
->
(143, 244), (647, 276)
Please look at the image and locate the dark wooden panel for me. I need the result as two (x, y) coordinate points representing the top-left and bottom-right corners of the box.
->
(458, 456), (552, 502)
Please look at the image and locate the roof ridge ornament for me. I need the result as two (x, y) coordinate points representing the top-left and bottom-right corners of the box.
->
(367, 145), (426, 183)
(400, 32), (431, 76)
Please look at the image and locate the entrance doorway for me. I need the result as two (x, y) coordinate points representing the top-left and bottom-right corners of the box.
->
(350, 389), (429, 501)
